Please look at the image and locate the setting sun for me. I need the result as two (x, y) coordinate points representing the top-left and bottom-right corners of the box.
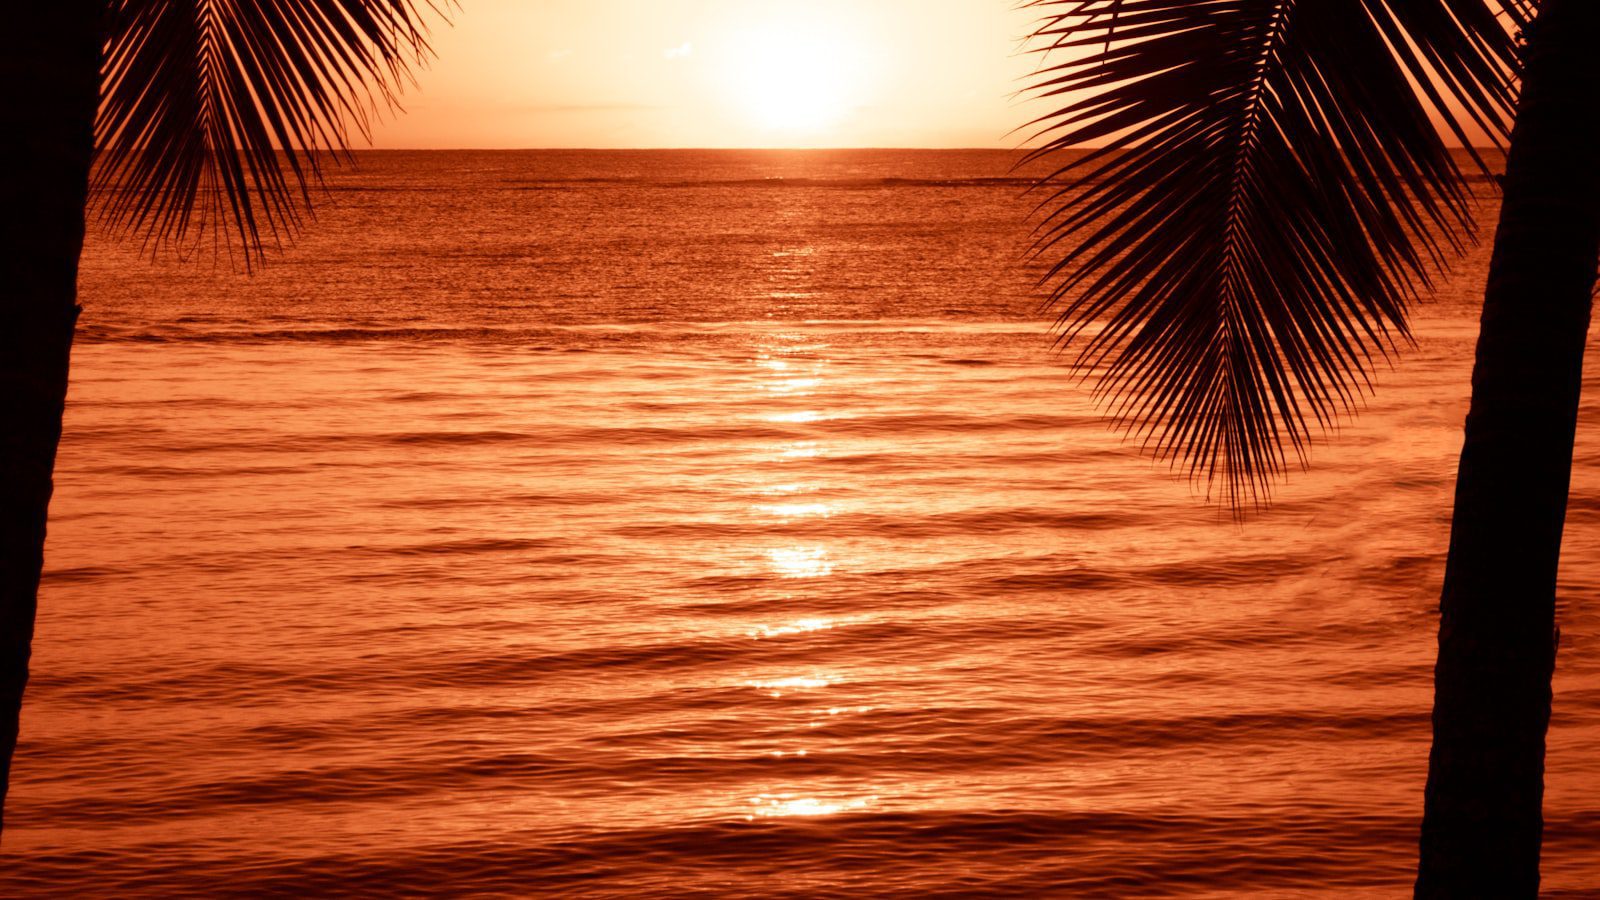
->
(346, 0), (1034, 149)
(720, 18), (874, 133)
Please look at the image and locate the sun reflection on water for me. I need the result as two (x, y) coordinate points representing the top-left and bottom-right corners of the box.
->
(765, 377), (822, 394)
(748, 618), (836, 639)
(745, 675), (835, 692)
(766, 410), (825, 424)
(766, 546), (833, 578)
(724, 332), (886, 829)
(757, 502), (832, 520)
(745, 794), (877, 819)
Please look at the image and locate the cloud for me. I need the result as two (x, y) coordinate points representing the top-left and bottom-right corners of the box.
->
(546, 49), (575, 64)
(663, 42), (693, 60)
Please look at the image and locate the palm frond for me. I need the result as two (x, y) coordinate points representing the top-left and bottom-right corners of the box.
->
(1021, 0), (1529, 511)
(95, 0), (445, 262)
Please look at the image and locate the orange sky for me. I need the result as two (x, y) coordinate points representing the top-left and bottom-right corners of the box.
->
(368, 1), (1041, 149)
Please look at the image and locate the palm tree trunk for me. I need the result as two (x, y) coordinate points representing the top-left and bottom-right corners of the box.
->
(1417, 1), (1600, 895)
(0, 3), (102, 835)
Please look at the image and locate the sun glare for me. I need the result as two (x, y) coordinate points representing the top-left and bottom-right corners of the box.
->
(722, 19), (873, 134)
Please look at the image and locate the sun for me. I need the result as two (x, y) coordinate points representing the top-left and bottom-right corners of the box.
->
(721, 19), (872, 134)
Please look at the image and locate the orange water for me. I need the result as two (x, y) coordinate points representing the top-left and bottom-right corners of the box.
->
(5, 151), (1597, 897)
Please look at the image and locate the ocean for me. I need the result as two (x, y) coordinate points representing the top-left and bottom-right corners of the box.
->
(4, 150), (1598, 896)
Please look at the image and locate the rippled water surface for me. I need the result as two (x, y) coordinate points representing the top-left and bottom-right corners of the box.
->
(6, 151), (1600, 897)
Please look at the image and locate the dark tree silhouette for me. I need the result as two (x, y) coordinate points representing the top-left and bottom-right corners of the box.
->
(1020, 0), (1594, 894)
(0, 0), (439, 835)
(1419, 2), (1600, 894)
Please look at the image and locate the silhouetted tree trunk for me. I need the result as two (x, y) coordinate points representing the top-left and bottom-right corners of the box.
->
(1417, 1), (1600, 895)
(0, 3), (101, 835)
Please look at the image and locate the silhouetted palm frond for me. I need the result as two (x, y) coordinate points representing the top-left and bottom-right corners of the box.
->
(95, 0), (444, 261)
(1022, 0), (1530, 510)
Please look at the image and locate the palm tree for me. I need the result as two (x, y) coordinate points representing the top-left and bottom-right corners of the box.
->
(0, 0), (440, 835)
(1020, 0), (1594, 895)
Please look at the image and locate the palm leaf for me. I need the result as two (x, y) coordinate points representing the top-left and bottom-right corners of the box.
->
(94, 0), (445, 262)
(1021, 0), (1531, 511)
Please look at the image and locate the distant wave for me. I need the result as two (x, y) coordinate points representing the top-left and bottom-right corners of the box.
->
(73, 319), (1045, 345)
(535, 176), (1040, 189)
(86, 176), (1043, 197)
(12, 808), (1594, 897)
(90, 171), (1502, 194)
(487, 174), (1506, 191)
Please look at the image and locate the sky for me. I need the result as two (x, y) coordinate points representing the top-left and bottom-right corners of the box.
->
(368, 1), (1043, 149)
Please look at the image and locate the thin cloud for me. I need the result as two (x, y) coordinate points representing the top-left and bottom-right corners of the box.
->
(663, 42), (693, 60)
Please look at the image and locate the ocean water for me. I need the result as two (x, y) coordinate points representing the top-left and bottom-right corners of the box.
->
(5, 150), (1599, 897)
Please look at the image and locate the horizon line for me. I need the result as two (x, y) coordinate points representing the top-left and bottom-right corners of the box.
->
(357, 146), (1032, 152)
(353, 144), (1504, 153)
